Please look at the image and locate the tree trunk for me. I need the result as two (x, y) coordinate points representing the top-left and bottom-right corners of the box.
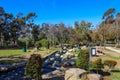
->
(0, 32), (4, 47)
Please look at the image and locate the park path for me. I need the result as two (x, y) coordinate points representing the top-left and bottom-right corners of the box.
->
(105, 47), (120, 54)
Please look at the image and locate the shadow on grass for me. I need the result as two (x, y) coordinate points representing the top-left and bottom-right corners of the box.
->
(90, 70), (111, 76)
(111, 69), (120, 72)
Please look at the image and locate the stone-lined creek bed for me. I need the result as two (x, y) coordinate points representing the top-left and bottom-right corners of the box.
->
(0, 50), (75, 80)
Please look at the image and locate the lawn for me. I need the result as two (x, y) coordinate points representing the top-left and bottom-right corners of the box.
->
(109, 71), (120, 80)
(0, 47), (61, 57)
(0, 49), (23, 56)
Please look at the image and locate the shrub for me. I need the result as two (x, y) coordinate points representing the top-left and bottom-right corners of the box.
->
(104, 60), (117, 72)
(40, 39), (50, 49)
(26, 54), (42, 80)
(35, 41), (42, 49)
(76, 49), (89, 70)
(93, 58), (103, 73)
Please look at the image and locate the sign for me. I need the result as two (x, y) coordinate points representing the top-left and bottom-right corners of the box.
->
(91, 48), (96, 56)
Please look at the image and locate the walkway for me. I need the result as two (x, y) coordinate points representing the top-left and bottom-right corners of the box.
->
(105, 47), (120, 54)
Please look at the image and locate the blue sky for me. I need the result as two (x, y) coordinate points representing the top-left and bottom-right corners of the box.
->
(0, 0), (120, 26)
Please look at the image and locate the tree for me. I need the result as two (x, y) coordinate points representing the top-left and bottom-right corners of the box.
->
(102, 8), (115, 47)
(10, 15), (24, 46)
(76, 49), (90, 70)
(40, 39), (49, 49)
(20, 12), (37, 49)
(0, 7), (5, 46)
(31, 24), (40, 43)
(26, 54), (42, 80)
(115, 12), (120, 46)
(74, 20), (92, 44)
(93, 58), (103, 73)
(104, 60), (117, 72)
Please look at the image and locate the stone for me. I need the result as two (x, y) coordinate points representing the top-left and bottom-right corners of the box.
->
(55, 53), (60, 57)
(61, 62), (71, 67)
(87, 74), (102, 80)
(42, 70), (64, 79)
(68, 49), (73, 52)
(81, 46), (87, 49)
(50, 58), (55, 61)
(64, 68), (86, 80)
(61, 59), (76, 67)
(52, 61), (60, 68)
(60, 66), (68, 72)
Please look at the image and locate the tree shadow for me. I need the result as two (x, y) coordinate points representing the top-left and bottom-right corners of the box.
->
(90, 70), (111, 76)
(111, 69), (120, 72)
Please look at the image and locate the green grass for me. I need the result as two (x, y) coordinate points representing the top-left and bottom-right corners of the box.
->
(109, 72), (120, 80)
(105, 54), (120, 60)
(0, 47), (60, 57)
(0, 49), (23, 56)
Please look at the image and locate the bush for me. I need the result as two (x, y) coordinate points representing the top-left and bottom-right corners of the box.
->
(40, 39), (50, 49)
(26, 54), (42, 80)
(93, 58), (103, 73)
(104, 60), (117, 72)
(76, 49), (89, 70)
(35, 41), (42, 49)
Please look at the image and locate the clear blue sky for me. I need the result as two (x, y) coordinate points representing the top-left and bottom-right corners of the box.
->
(0, 0), (120, 26)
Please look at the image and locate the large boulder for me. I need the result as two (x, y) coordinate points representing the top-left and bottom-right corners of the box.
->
(64, 68), (87, 80)
(87, 74), (102, 80)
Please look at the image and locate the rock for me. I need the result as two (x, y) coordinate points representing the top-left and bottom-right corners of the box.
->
(32, 48), (38, 52)
(52, 61), (60, 68)
(61, 59), (76, 67)
(73, 48), (77, 52)
(61, 62), (71, 67)
(60, 55), (63, 58)
(75, 54), (78, 57)
(64, 68), (86, 80)
(62, 52), (75, 60)
(87, 74), (102, 80)
(42, 70), (64, 79)
(55, 53), (60, 57)
(81, 46), (87, 49)
(69, 61), (75, 66)
(68, 49), (73, 52)
(60, 66), (68, 72)
(50, 58), (55, 61)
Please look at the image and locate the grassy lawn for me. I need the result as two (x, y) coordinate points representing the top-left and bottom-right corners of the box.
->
(0, 47), (61, 57)
(109, 72), (120, 80)
(0, 49), (23, 56)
